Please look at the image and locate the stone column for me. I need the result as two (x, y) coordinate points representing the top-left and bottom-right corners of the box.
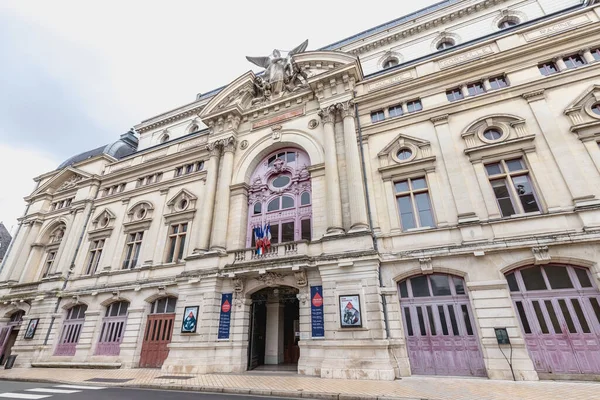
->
(460, 84), (470, 98)
(554, 56), (568, 71)
(483, 78), (492, 91)
(338, 101), (369, 232)
(318, 106), (344, 235)
(582, 48), (596, 64)
(209, 137), (237, 253)
(194, 142), (222, 254)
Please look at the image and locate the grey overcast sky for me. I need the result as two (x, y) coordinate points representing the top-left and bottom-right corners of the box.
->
(0, 0), (441, 233)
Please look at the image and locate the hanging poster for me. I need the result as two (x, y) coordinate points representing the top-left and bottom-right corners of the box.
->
(339, 295), (362, 328)
(218, 293), (233, 340)
(310, 286), (324, 338)
(23, 318), (39, 339)
(181, 306), (199, 333)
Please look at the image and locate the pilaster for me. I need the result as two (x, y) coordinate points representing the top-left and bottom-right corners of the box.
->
(318, 106), (344, 235)
(209, 137), (237, 253)
(193, 142), (222, 254)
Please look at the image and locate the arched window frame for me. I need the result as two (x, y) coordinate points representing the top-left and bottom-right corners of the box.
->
(246, 148), (312, 248)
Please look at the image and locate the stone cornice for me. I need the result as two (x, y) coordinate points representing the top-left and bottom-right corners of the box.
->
(136, 102), (206, 133)
(344, 0), (509, 55)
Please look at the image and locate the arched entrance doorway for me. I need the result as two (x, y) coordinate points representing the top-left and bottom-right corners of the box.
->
(139, 297), (177, 368)
(0, 310), (25, 365)
(247, 286), (299, 371)
(506, 264), (600, 375)
(399, 274), (486, 377)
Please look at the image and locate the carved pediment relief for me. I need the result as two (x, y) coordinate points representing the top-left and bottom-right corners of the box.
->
(461, 114), (533, 160)
(377, 133), (435, 179)
(564, 85), (600, 140)
(166, 189), (197, 214)
(31, 168), (91, 198)
(91, 209), (116, 230)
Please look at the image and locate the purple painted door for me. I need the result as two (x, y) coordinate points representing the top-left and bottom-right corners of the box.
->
(507, 265), (600, 375)
(399, 274), (487, 377)
(95, 316), (127, 356)
(55, 320), (84, 356)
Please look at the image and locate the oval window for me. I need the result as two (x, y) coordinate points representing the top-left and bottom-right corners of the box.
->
(301, 192), (311, 206)
(268, 198), (280, 212)
(272, 175), (291, 188)
(282, 196), (295, 209)
(592, 103), (600, 116)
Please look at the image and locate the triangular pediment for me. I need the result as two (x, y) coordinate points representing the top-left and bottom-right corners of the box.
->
(200, 71), (256, 120)
(378, 133), (434, 170)
(167, 189), (197, 207)
(566, 85), (600, 111)
(31, 167), (91, 197)
(378, 133), (430, 157)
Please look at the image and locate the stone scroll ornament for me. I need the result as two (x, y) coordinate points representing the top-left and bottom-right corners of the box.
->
(246, 40), (310, 102)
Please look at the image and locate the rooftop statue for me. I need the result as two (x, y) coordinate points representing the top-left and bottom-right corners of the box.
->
(246, 39), (310, 102)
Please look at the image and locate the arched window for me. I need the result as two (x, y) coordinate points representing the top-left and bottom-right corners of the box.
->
(436, 40), (455, 51)
(160, 134), (170, 144)
(382, 57), (399, 69)
(41, 223), (66, 279)
(498, 17), (519, 29)
(247, 148), (312, 248)
(150, 297), (177, 314)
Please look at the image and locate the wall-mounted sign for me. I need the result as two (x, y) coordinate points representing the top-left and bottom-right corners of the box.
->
(181, 306), (199, 333)
(23, 318), (39, 339)
(218, 293), (233, 340)
(311, 286), (324, 338)
(339, 295), (362, 328)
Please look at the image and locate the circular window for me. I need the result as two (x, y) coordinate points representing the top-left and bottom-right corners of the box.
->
(160, 134), (169, 144)
(272, 174), (291, 188)
(483, 128), (503, 141)
(383, 58), (399, 69)
(436, 40), (455, 51)
(498, 18), (518, 29)
(136, 208), (147, 220)
(397, 148), (413, 161)
(592, 103), (600, 116)
(178, 199), (189, 211)
(100, 217), (109, 228)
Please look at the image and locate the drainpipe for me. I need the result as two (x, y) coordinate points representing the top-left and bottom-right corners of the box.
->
(353, 91), (390, 340)
(44, 184), (99, 345)
(0, 181), (40, 274)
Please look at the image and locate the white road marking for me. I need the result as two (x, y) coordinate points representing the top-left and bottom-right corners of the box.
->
(0, 394), (52, 399)
(26, 388), (81, 394)
(53, 385), (106, 390)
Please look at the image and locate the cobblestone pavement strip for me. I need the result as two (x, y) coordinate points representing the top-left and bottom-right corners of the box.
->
(0, 369), (598, 400)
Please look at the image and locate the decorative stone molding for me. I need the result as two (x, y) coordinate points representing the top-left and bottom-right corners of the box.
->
(233, 277), (245, 296)
(419, 258), (433, 274)
(522, 89), (545, 102)
(166, 189), (197, 214)
(343, 0), (507, 55)
(256, 272), (284, 287)
(318, 105), (337, 124)
(377, 133), (435, 178)
(294, 270), (308, 287)
(336, 100), (355, 119)
(296, 291), (309, 305)
(564, 85), (600, 141)
(430, 114), (449, 126)
(57, 175), (82, 192)
(377, 51), (404, 69)
(461, 114), (533, 160)
(532, 246), (551, 265)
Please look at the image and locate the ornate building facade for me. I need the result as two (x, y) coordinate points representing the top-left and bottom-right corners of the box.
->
(1, 0), (600, 381)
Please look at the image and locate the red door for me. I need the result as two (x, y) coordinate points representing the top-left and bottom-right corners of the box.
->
(399, 274), (487, 377)
(139, 313), (175, 368)
(507, 265), (600, 375)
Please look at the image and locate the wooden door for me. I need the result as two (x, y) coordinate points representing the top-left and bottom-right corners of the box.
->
(248, 301), (266, 370)
(139, 313), (175, 368)
(400, 274), (487, 377)
(95, 315), (127, 356)
(507, 265), (600, 375)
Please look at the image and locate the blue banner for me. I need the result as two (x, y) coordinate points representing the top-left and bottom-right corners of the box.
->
(218, 293), (233, 339)
(310, 286), (324, 338)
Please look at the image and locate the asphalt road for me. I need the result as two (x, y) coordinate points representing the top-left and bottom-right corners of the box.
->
(0, 380), (296, 400)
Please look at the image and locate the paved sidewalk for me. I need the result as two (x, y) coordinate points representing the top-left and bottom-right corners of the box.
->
(0, 368), (598, 400)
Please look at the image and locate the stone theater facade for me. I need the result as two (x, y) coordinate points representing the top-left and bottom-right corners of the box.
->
(2, 0), (600, 381)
